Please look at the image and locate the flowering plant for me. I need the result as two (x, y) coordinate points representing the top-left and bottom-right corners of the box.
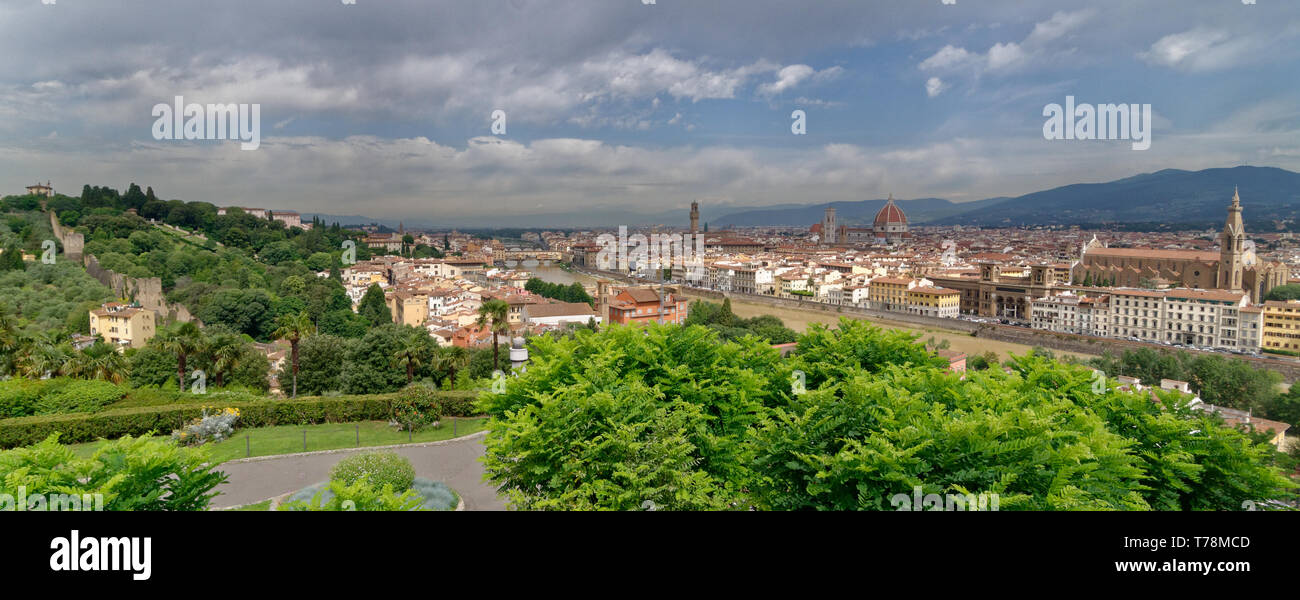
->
(171, 406), (240, 446)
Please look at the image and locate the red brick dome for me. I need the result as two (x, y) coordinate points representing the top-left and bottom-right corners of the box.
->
(873, 195), (907, 227)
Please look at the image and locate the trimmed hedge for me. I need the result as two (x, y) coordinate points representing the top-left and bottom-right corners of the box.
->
(0, 390), (483, 449)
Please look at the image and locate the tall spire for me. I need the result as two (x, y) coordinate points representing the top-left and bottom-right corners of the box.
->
(1218, 187), (1245, 292)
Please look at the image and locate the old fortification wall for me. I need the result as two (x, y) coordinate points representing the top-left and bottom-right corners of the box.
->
(82, 254), (198, 324)
(47, 210), (197, 325)
(48, 210), (83, 262)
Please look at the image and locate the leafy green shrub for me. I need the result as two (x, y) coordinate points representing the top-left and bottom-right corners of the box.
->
(34, 380), (126, 416)
(0, 378), (52, 418)
(435, 391), (478, 417)
(277, 477), (426, 511)
(0, 433), (227, 511)
(330, 451), (416, 492)
(0, 390), (481, 448)
(481, 324), (784, 510)
(391, 384), (440, 432)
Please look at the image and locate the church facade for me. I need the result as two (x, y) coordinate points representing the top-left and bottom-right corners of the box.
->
(1072, 189), (1287, 304)
(811, 196), (909, 246)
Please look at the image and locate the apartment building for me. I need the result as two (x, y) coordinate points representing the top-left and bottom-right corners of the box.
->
(1109, 289), (1166, 341)
(841, 285), (870, 307)
(906, 286), (960, 318)
(869, 277), (931, 312)
(523, 302), (602, 328)
(1159, 289), (1251, 348)
(1031, 293), (1082, 333)
(607, 287), (688, 325)
(88, 302), (156, 349)
(1077, 295), (1111, 337)
(386, 291), (430, 327)
(1031, 288), (1258, 350)
(1262, 299), (1300, 353)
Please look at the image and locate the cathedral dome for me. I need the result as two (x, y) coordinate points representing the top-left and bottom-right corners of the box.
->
(873, 195), (907, 227)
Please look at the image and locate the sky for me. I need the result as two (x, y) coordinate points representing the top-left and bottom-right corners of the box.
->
(0, 0), (1298, 226)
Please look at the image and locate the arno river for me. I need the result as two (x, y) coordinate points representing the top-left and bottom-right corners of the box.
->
(525, 264), (1091, 361)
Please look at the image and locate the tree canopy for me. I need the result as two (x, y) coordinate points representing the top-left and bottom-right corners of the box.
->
(479, 319), (1297, 511)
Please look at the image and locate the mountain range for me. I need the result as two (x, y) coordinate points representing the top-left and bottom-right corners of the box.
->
(304, 166), (1300, 231)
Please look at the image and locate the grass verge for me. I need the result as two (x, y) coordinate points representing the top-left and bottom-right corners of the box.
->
(68, 417), (488, 464)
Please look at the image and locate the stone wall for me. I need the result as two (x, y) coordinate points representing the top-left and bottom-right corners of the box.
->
(47, 209), (198, 325)
(48, 210), (83, 262)
(82, 254), (198, 325)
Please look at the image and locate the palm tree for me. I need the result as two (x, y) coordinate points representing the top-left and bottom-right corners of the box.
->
(206, 332), (245, 388)
(475, 299), (510, 372)
(272, 311), (315, 398)
(434, 345), (469, 390)
(393, 328), (433, 384)
(156, 321), (204, 391)
(67, 341), (129, 384)
(0, 310), (21, 377)
(16, 332), (68, 379)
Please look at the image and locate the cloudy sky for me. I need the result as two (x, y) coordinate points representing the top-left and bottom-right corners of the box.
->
(1, 0), (1297, 225)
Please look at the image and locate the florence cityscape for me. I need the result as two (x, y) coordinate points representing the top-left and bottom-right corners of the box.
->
(0, 0), (1297, 586)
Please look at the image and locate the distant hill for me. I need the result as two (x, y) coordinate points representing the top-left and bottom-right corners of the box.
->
(303, 165), (1300, 230)
(931, 166), (1300, 229)
(712, 197), (1009, 228)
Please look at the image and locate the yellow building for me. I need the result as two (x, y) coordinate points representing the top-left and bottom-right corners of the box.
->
(906, 286), (961, 318)
(869, 277), (916, 312)
(386, 291), (430, 327)
(89, 302), (156, 349)
(1261, 299), (1300, 353)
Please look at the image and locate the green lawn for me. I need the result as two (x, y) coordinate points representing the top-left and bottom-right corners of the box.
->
(228, 500), (272, 511)
(69, 418), (488, 464)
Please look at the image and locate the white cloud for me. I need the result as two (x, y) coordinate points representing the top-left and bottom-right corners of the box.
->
(986, 42), (1027, 72)
(925, 77), (946, 98)
(919, 45), (976, 72)
(1138, 28), (1246, 72)
(919, 9), (1092, 79)
(1025, 10), (1095, 46)
(758, 65), (814, 96)
(757, 64), (842, 97)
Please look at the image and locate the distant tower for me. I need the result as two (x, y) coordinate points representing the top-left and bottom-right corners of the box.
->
(822, 206), (837, 244)
(1218, 187), (1245, 291)
(689, 201), (700, 235)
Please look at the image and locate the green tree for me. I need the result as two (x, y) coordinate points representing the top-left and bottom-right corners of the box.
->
(358, 283), (391, 327)
(66, 341), (129, 384)
(155, 321), (204, 391)
(272, 311), (316, 397)
(15, 332), (69, 379)
(341, 324), (409, 394)
(434, 345), (469, 390)
(128, 347), (178, 388)
(476, 298), (510, 372)
(1264, 284), (1300, 302)
(204, 331), (246, 388)
(480, 324), (783, 510)
(0, 241), (25, 271)
(393, 328), (434, 384)
(295, 334), (348, 394)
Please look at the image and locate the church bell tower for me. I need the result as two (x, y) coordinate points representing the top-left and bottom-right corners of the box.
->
(1217, 187), (1245, 291)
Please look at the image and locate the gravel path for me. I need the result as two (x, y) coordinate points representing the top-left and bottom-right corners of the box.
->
(211, 431), (508, 510)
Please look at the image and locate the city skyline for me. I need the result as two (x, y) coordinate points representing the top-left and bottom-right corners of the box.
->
(1, 0), (1299, 223)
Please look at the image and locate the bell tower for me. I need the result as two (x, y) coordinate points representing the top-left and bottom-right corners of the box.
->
(1217, 187), (1245, 291)
(822, 206), (837, 244)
